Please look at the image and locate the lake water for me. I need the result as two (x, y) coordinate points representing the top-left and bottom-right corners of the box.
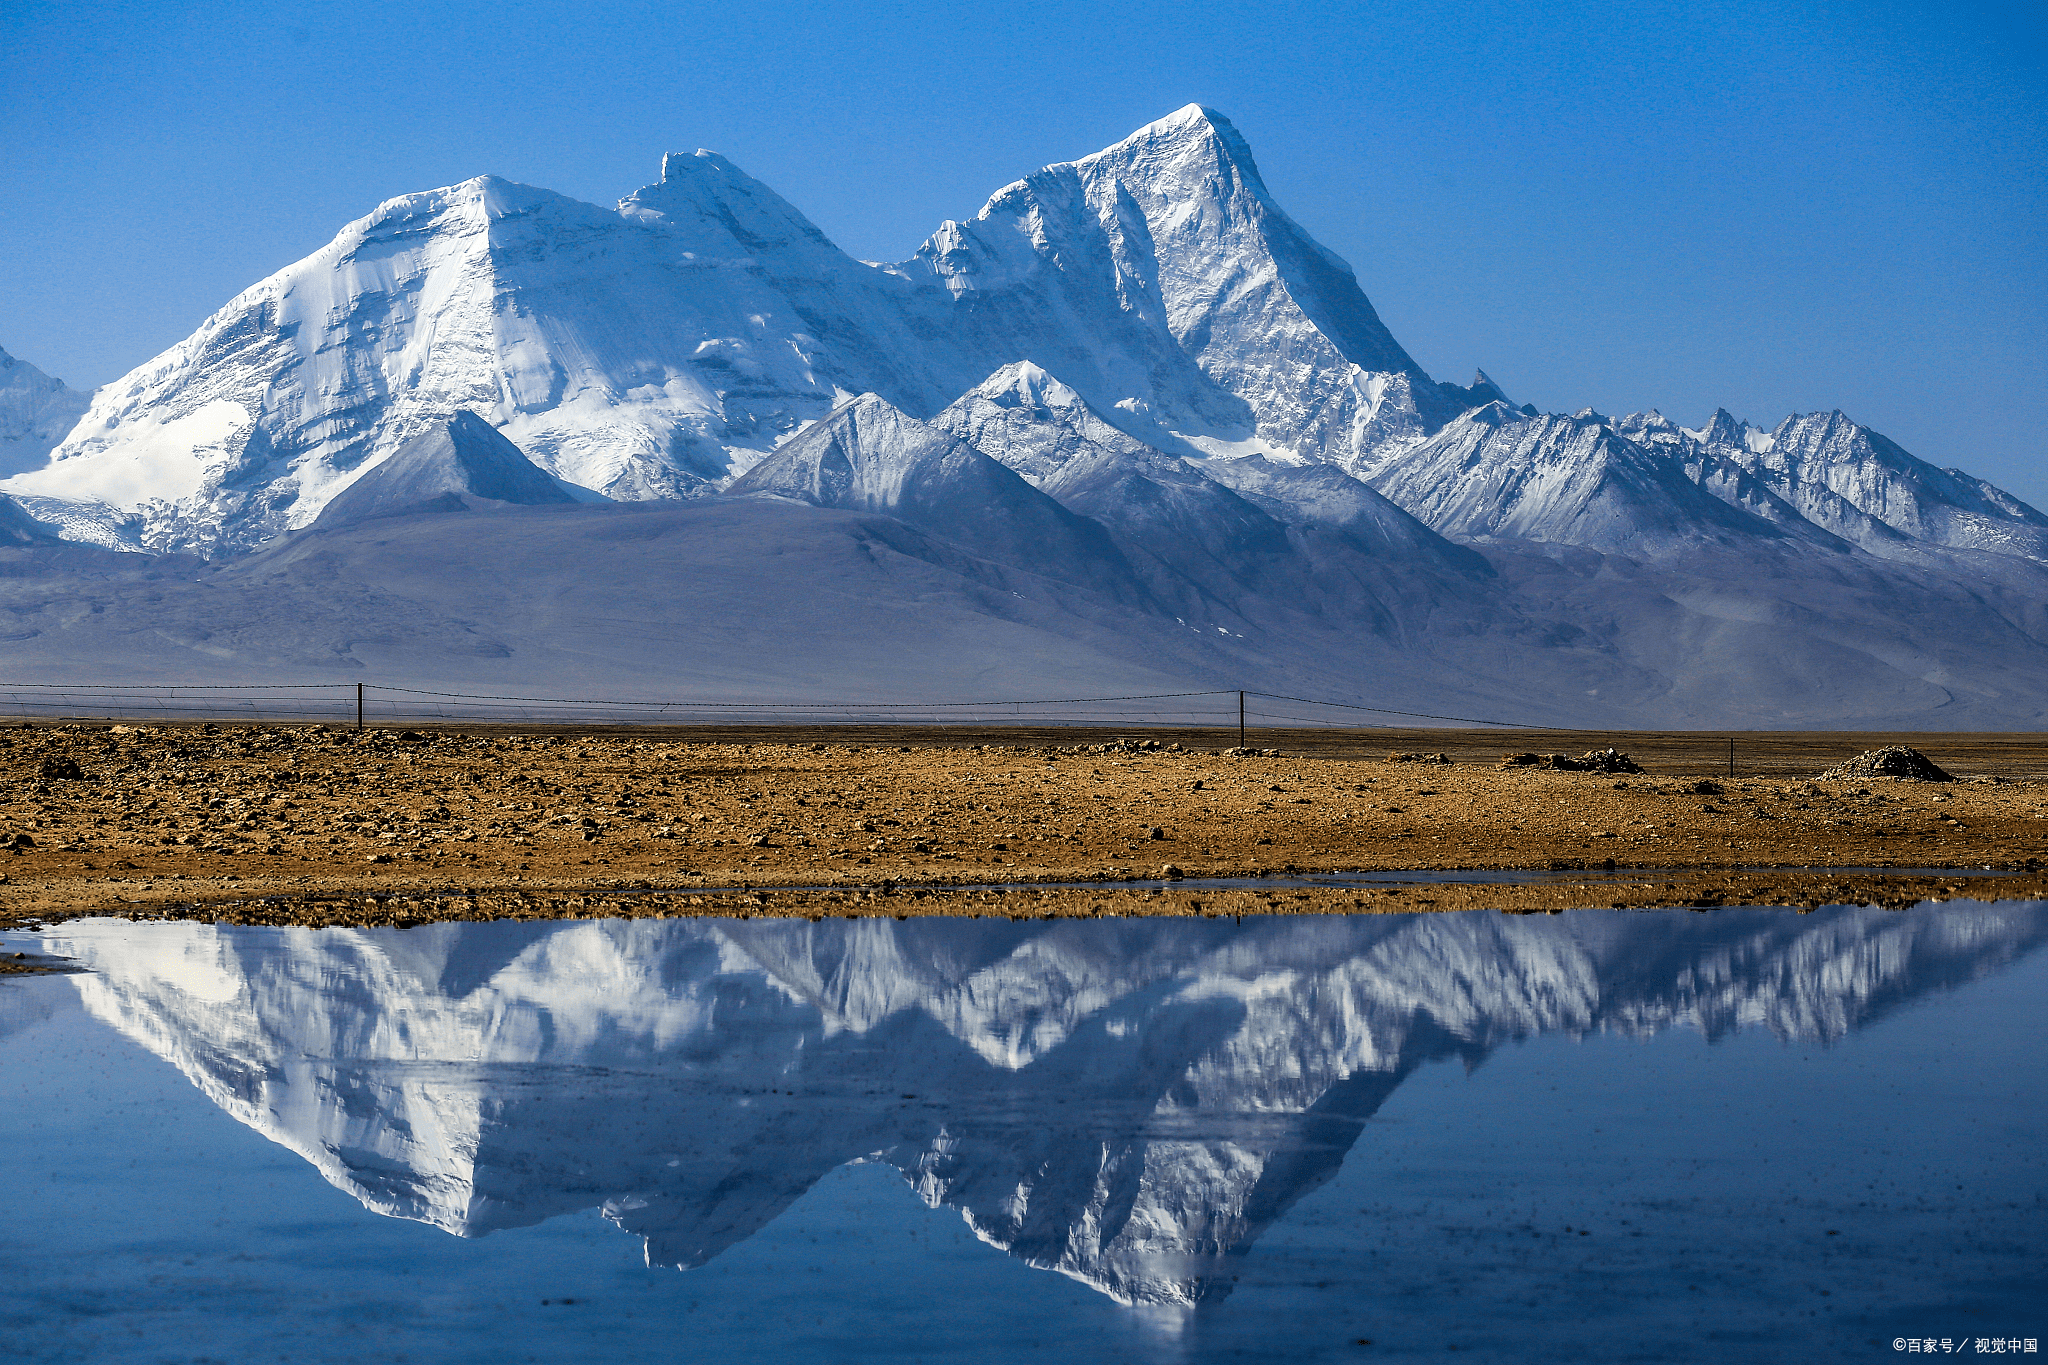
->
(2, 905), (2043, 1363)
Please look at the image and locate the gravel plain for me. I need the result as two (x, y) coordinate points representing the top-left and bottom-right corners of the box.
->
(0, 723), (2044, 929)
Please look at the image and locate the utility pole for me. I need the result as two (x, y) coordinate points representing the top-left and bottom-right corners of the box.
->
(1238, 690), (1246, 749)
(357, 682), (364, 732)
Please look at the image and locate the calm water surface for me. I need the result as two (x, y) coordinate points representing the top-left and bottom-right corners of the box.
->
(2, 904), (2043, 1363)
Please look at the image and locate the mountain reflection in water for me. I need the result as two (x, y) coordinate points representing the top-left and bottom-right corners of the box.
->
(41, 904), (2048, 1308)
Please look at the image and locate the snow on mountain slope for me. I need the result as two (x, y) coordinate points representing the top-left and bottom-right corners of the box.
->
(1197, 452), (1480, 562)
(1039, 441), (1301, 611)
(0, 346), (91, 479)
(1733, 410), (2048, 563)
(45, 906), (2047, 1305)
(4, 168), (943, 555)
(312, 410), (578, 527)
(934, 360), (1478, 574)
(1365, 402), (1817, 555)
(0, 110), (1513, 561)
(617, 150), (948, 415)
(931, 361), (1164, 484)
(893, 105), (1493, 470)
(925, 360), (1504, 645)
(1615, 410), (1873, 552)
(724, 393), (1141, 599)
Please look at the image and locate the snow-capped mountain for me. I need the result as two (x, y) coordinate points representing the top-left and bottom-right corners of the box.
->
(929, 360), (1494, 634)
(44, 904), (2048, 1306)
(1739, 410), (2048, 562)
(725, 392), (1136, 598)
(11, 103), (2034, 570)
(4, 167), (940, 554)
(889, 105), (1501, 467)
(0, 106), (1519, 555)
(0, 346), (91, 479)
(3, 107), (2046, 726)
(1363, 403), (1802, 555)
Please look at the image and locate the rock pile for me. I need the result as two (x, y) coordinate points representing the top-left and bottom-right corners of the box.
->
(1816, 747), (1954, 782)
(1386, 752), (1451, 765)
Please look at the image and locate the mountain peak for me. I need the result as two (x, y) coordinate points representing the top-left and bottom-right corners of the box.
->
(1074, 103), (1270, 205)
(619, 149), (845, 265)
(312, 410), (577, 528)
(659, 150), (709, 181)
(1124, 102), (1229, 144)
(970, 361), (1087, 413)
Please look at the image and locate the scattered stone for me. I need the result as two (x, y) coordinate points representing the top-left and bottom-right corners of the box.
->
(1499, 749), (1641, 774)
(1066, 737), (1173, 756)
(1144, 826), (1165, 840)
(38, 756), (84, 780)
(1817, 747), (1954, 782)
(1681, 779), (1724, 795)
(1386, 752), (1451, 765)
(1159, 863), (1183, 879)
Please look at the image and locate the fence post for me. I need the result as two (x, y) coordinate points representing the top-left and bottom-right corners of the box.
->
(1238, 691), (1246, 749)
(357, 682), (364, 732)
(1728, 737), (1734, 778)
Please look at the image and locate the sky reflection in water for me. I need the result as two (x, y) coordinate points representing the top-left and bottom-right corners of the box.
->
(2, 903), (2043, 1363)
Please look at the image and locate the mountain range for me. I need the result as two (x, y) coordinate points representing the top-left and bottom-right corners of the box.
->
(41, 903), (2048, 1308)
(2, 106), (2045, 728)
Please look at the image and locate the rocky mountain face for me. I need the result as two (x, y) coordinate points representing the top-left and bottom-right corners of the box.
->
(43, 905), (2048, 1308)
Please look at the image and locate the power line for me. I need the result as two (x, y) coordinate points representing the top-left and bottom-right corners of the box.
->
(1247, 691), (1534, 729)
(0, 680), (1555, 730)
(368, 686), (1239, 708)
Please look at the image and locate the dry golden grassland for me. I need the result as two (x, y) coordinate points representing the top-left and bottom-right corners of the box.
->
(0, 722), (2044, 928)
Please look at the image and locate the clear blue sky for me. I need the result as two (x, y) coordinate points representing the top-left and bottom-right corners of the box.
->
(4, 0), (2043, 501)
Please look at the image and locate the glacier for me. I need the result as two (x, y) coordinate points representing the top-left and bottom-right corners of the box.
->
(1, 105), (2045, 726)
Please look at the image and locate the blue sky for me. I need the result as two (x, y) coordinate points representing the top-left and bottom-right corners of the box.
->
(4, 0), (2043, 500)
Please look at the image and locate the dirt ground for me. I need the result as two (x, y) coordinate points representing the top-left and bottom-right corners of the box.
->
(0, 721), (2043, 930)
